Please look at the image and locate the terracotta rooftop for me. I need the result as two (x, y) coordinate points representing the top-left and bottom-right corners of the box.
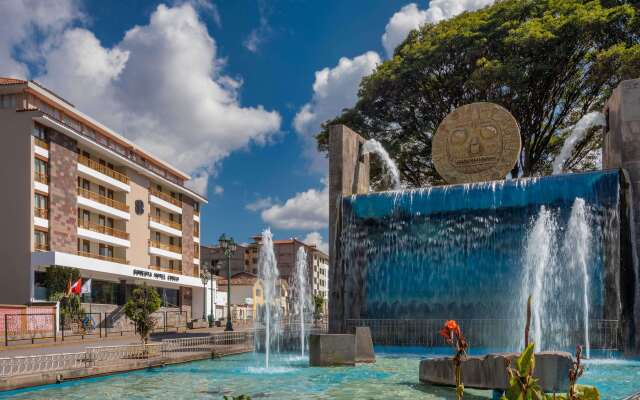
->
(0, 77), (26, 85)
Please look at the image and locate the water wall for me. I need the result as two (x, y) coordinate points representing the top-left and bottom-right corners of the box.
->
(338, 170), (636, 351)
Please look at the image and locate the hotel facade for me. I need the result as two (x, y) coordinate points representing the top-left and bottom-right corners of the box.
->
(0, 77), (208, 317)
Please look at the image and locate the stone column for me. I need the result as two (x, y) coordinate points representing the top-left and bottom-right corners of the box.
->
(328, 125), (370, 333)
(603, 78), (640, 352)
(48, 131), (78, 253)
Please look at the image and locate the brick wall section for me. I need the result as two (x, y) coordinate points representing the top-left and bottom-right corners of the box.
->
(48, 131), (78, 253)
(181, 197), (195, 276)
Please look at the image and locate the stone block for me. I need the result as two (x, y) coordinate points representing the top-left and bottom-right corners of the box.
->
(309, 334), (355, 366)
(419, 352), (572, 393)
(354, 327), (375, 363)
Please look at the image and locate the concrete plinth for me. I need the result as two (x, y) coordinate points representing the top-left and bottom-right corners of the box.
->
(355, 327), (375, 363)
(419, 352), (572, 393)
(309, 334), (356, 366)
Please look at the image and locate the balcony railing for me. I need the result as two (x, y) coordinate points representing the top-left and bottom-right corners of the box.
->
(77, 251), (129, 264)
(78, 155), (129, 185)
(148, 239), (182, 254)
(149, 187), (182, 208)
(34, 208), (48, 219)
(34, 172), (48, 185)
(78, 220), (129, 240)
(34, 242), (49, 251)
(77, 187), (130, 213)
(148, 264), (183, 275)
(194, 244), (200, 258)
(34, 137), (49, 149)
(149, 215), (182, 230)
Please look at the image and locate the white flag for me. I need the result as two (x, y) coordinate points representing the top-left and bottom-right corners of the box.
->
(81, 278), (92, 294)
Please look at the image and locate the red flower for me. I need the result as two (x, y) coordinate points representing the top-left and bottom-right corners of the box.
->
(440, 320), (461, 342)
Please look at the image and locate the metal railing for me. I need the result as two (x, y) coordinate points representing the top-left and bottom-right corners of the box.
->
(345, 318), (620, 350)
(162, 331), (255, 353)
(61, 313), (102, 341)
(78, 220), (129, 240)
(34, 242), (50, 251)
(78, 155), (129, 184)
(34, 207), (48, 219)
(34, 171), (48, 185)
(77, 187), (130, 212)
(148, 239), (182, 254)
(4, 314), (56, 346)
(34, 137), (49, 149)
(77, 251), (129, 265)
(149, 215), (182, 230)
(149, 187), (182, 207)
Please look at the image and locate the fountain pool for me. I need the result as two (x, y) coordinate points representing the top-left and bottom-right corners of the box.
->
(1, 347), (638, 399)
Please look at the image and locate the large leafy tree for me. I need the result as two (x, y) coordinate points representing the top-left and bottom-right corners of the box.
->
(317, 0), (640, 188)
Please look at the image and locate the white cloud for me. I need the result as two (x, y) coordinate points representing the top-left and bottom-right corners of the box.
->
(303, 231), (328, 254)
(0, 0), (82, 78)
(213, 185), (224, 195)
(245, 197), (275, 212)
(243, 0), (271, 53)
(261, 180), (328, 230)
(381, 0), (495, 57)
(2, 3), (281, 197)
(293, 51), (381, 172)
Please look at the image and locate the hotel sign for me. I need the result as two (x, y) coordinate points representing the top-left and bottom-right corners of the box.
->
(133, 269), (180, 283)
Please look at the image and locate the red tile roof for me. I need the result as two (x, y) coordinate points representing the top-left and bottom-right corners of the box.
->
(0, 77), (26, 85)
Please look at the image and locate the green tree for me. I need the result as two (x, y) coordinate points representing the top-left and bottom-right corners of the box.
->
(123, 284), (161, 343)
(43, 266), (79, 300)
(317, 0), (640, 188)
(313, 294), (325, 322)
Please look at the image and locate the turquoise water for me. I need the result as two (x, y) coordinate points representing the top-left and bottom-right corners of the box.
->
(1, 347), (638, 399)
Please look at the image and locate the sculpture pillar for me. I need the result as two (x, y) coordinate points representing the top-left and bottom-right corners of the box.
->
(328, 125), (370, 333)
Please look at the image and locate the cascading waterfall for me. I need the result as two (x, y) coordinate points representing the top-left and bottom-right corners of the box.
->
(565, 198), (593, 358)
(362, 139), (402, 190)
(338, 171), (621, 351)
(257, 228), (281, 368)
(293, 247), (310, 356)
(552, 112), (605, 175)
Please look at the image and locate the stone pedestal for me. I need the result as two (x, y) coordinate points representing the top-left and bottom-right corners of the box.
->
(309, 334), (356, 366)
(603, 78), (640, 352)
(419, 352), (572, 393)
(354, 327), (375, 363)
(328, 125), (370, 333)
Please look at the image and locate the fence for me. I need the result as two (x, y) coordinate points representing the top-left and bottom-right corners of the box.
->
(4, 314), (56, 346)
(345, 318), (620, 350)
(61, 313), (102, 341)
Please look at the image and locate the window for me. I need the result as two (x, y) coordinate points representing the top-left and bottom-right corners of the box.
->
(155, 208), (161, 217)
(82, 150), (90, 159)
(99, 185), (106, 197)
(107, 217), (114, 229)
(81, 209), (90, 224)
(0, 94), (16, 109)
(155, 256), (161, 267)
(107, 188), (114, 199)
(98, 215), (106, 226)
(169, 260), (174, 269)
(34, 230), (48, 249)
(169, 237), (174, 246)
(99, 244), (113, 258)
(82, 240), (90, 253)
(34, 193), (48, 209)
(33, 124), (47, 140)
(155, 232), (161, 242)
(34, 158), (48, 176)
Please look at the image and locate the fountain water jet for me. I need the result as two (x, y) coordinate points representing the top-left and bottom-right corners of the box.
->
(257, 228), (281, 368)
(362, 139), (402, 190)
(552, 112), (605, 175)
(293, 247), (310, 356)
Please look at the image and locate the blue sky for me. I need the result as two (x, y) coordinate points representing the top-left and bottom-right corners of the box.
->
(1, 0), (494, 251)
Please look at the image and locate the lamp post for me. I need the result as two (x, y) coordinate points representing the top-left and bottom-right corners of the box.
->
(199, 269), (210, 323)
(219, 233), (237, 332)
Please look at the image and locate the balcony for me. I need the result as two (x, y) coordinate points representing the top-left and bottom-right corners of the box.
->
(34, 242), (49, 251)
(77, 251), (129, 264)
(34, 207), (49, 229)
(77, 187), (130, 220)
(78, 220), (129, 240)
(149, 215), (182, 237)
(34, 208), (48, 219)
(34, 137), (49, 149)
(77, 220), (130, 248)
(148, 239), (182, 261)
(149, 188), (182, 214)
(77, 155), (130, 192)
(148, 264), (183, 275)
(34, 138), (49, 159)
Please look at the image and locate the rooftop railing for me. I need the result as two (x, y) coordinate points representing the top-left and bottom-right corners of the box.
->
(148, 239), (182, 254)
(77, 187), (130, 213)
(149, 187), (182, 208)
(78, 155), (129, 185)
(78, 220), (129, 240)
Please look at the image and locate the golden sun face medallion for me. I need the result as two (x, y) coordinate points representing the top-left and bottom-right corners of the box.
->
(432, 102), (521, 184)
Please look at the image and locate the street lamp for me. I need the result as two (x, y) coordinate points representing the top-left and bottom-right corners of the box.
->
(219, 233), (237, 332)
(199, 268), (210, 325)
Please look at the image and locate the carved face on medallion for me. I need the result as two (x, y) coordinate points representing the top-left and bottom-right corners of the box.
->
(432, 102), (521, 184)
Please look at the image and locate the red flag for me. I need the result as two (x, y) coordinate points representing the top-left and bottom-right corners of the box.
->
(70, 278), (82, 295)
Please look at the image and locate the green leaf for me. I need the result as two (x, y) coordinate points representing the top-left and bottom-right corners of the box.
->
(517, 343), (536, 375)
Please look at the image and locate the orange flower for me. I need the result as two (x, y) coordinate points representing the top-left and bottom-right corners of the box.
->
(440, 320), (461, 341)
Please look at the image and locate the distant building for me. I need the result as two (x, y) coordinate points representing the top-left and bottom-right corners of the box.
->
(200, 243), (248, 277)
(217, 272), (289, 319)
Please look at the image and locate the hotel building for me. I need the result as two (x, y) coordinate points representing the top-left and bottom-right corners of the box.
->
(0, 77), (207, 317)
